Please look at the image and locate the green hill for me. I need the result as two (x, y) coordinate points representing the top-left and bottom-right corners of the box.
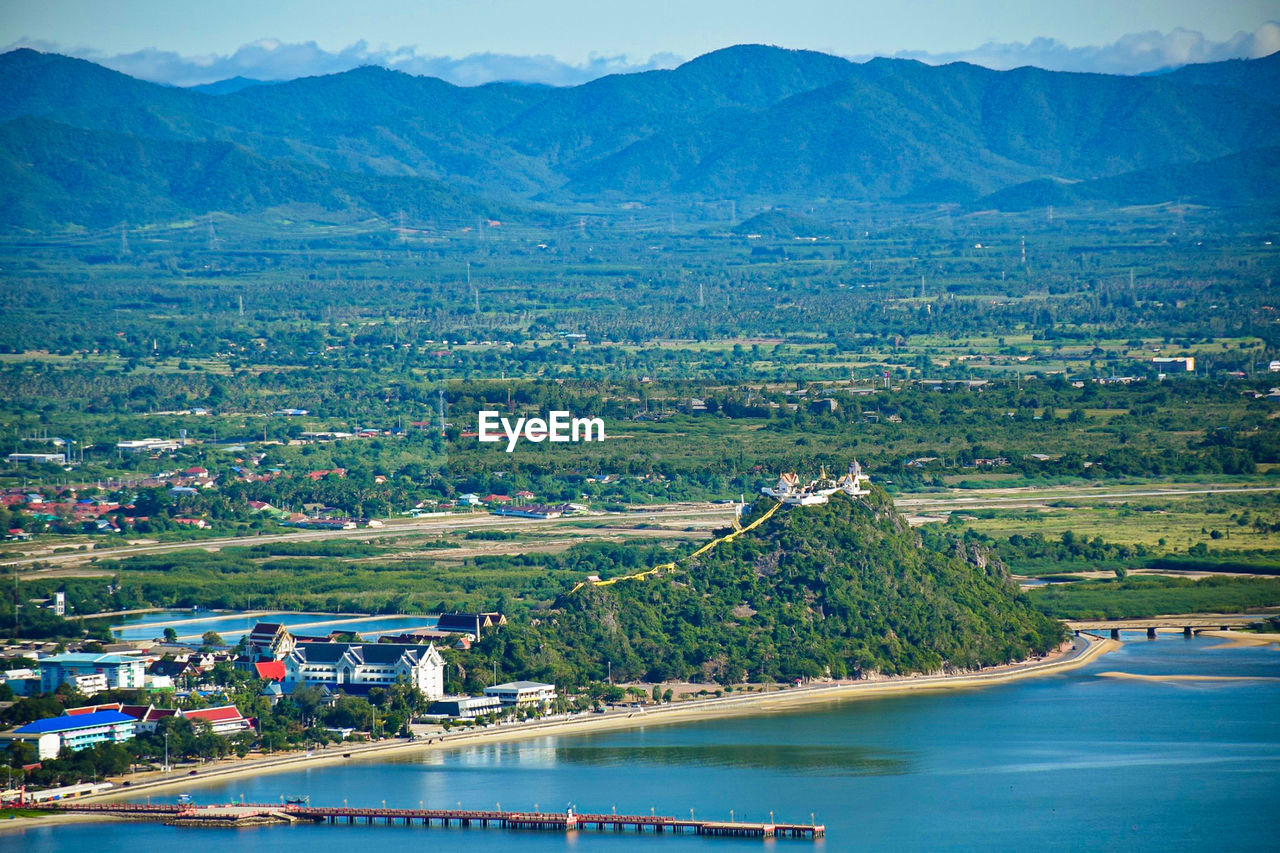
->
(525, 491), (1064, 685)
(0, 116), (507, 229)
(981, 145), (1280, 210)
(732, 209), (831, 237)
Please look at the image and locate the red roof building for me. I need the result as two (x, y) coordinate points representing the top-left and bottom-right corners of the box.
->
(65, 703), (124, 716)
(254, 660), (286, 681)
(180, 705), (252, 735)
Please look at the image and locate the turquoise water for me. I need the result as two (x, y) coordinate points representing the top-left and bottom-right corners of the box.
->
(13, 634), (1280, 851)
(111, 611), (437, 643)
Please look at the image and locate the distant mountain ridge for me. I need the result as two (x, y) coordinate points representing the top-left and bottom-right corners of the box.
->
(2, 44), (1278, 228)
(186, 76), (268, 96)
(0, 116), (499, 229)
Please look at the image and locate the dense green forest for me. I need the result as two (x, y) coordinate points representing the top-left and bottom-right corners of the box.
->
(480, 493), (1066, 684)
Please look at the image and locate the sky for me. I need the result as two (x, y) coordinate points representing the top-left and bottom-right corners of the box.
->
(3, 0), (1280, 86)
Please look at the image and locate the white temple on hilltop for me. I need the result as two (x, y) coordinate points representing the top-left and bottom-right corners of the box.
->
(761, 461), (871, 506)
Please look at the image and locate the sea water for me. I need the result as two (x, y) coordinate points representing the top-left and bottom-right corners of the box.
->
(13, 633), (1279, 851)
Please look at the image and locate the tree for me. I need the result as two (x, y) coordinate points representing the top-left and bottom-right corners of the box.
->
(292, 685), (323, 726)
(163, 627), (178, 643)
(201, 630), (225, 648)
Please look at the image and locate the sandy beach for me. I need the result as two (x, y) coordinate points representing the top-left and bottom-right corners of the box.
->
(31, 633), (1110, 805)
(1198, 630), (1280, 647)
(1097, 671), (1280, 682)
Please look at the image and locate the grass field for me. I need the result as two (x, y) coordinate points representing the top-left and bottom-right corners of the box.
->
(949, 492), (1280, 552)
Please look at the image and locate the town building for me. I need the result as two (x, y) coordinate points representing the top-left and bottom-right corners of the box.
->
(66, 702), (177, 733)
(484, 681), (557, 709)
(245, 622), (297, 661)
(116, 438), (181, 453)
(2, 710), (137, 760)
(381, 629), (471, 650)
(1152, 356), (1195, 372)
(436, 612), (507, 639)
(491, 504), (565, 519)
(39, 653), (146, 693)
(181, 705), (252, 735)
(6, 452), (66, 465)
(0, 667), (40, 696)
(283, 642), (445, 699)
(428, 695), (504, 719)
(129, 706), (178, 733)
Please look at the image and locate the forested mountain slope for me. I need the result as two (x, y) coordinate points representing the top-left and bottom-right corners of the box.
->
(518, 491), (1064, 685)
(3, 44), (1278, 226)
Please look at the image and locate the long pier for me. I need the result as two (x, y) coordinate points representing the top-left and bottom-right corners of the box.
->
(35, 801), (825, 840)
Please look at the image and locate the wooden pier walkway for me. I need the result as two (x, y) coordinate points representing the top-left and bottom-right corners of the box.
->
(36, 801), (824, 840)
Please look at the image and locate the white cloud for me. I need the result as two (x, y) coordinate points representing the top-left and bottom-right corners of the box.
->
(0, 37), (683, 87)
(4, 23), (1277, 88)
(881, 23), (1280, 75)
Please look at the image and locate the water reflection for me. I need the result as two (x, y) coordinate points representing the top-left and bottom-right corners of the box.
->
(554, 743), (910, 776)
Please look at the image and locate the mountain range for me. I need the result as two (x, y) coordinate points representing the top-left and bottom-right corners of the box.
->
(2, 44), (1278, 228)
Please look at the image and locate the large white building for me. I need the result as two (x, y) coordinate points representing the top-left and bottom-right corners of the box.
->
(1, 710), (136, 760)
(283, 642), (445, 699)
(484, 680), (557, 709)
(38, 653), (146, 693)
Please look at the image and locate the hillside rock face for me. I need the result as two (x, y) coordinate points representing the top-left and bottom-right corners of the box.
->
(542, 490), (1064, 684)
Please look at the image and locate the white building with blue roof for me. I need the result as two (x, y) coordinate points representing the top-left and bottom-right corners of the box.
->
(1, 710), (136, 760)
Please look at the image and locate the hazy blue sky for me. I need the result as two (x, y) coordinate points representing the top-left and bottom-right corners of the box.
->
(3, 0), (1279, 85)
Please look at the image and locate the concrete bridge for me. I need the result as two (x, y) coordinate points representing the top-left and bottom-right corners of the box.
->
(1066, 614), (1268, 640)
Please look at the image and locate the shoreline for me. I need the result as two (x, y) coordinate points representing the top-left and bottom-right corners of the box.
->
(71, 633), (1116, 803)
